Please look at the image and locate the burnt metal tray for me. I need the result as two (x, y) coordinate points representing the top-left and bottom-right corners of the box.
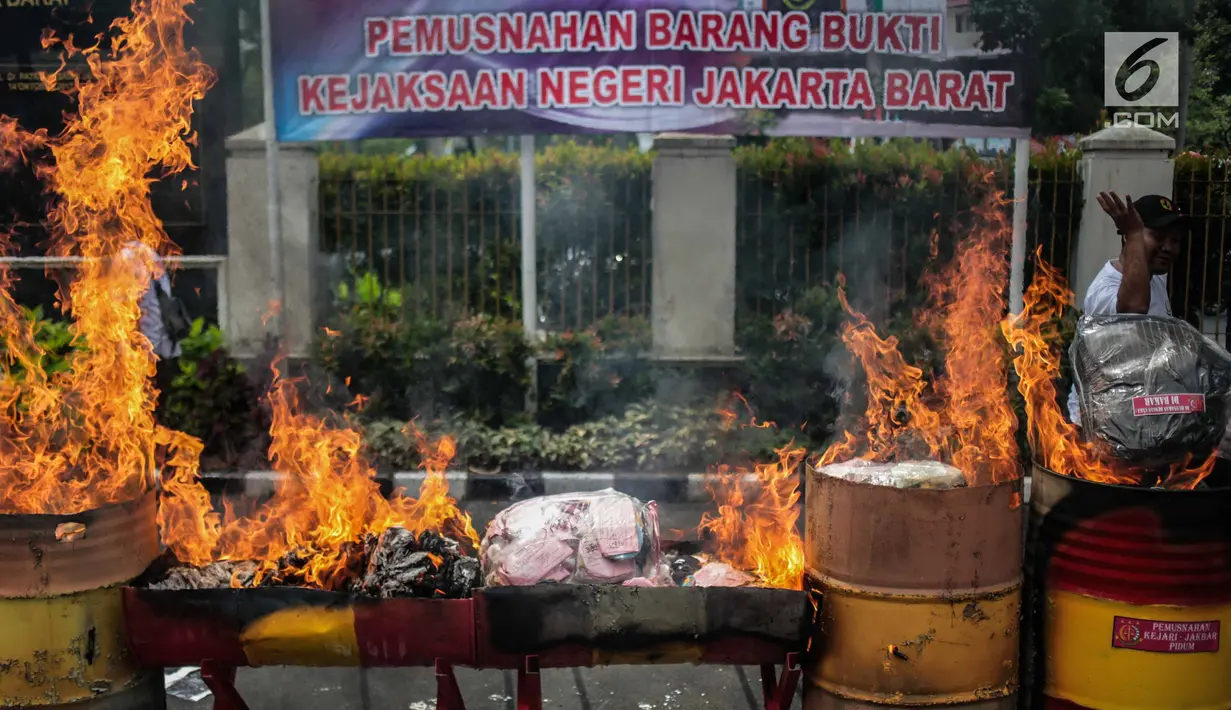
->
(121, 586), (476, 667)
(474, 585), (813, 668)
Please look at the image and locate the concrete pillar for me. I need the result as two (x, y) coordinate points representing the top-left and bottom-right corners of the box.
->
(224, 122), (318, 358)
(1071, 125), (1175, 302)
(650, 133), (737, 360)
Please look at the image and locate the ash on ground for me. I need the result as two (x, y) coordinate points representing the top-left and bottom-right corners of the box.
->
(146, 527), (480, 598)
(660, 547), (753, 588)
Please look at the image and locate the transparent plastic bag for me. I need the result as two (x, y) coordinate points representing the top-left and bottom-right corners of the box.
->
(820, 459), (966, 489)
(1071, 313), (1231, 466)
(480, 489), (663, 586)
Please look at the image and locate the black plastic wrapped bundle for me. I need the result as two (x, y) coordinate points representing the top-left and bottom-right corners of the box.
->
(1071, 314), (1231, 467)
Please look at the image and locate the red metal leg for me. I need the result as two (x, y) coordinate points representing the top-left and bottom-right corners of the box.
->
(760, 652), (801, 710)
(435, 659), (467, 710)
(516, 656), (542, 710)
(200, 663), (249, 710)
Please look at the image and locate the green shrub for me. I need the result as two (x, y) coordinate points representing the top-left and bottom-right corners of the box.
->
(362, 399), (797, 473)
(4, 305), (83, 379)
(318, 272), (529, 426)
(537, 315), (653, 430)
(162, 318), (268, 469)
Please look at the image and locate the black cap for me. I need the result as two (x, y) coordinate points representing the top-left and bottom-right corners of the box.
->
(1132, 194), (1190, 231)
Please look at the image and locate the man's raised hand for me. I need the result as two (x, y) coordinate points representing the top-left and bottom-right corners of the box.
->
(1096, 191), (1146, 238)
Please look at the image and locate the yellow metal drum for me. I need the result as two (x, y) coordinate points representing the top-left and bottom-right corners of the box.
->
(0, 494), (163, 708)
(805, 467), (1023, 708)
(1029, 464), (1231, 710)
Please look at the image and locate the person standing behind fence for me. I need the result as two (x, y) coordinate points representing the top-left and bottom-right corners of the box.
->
(119, 241), (190, 413)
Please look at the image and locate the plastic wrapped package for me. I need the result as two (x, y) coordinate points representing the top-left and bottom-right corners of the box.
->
(480, 489), (664, 586)
(686, 562), (752, 588)
(1071, 314), (1231, 466)
(820, 459), (967, 489)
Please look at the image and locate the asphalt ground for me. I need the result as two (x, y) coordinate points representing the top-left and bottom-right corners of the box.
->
(165, 664), (802, 710)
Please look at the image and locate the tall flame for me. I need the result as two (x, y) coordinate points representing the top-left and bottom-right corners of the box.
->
(819, 182), (1020, 486)
(1001, 252), (1215, 489)
(162, 363), (478, 588)
(0, 0), (210, 514)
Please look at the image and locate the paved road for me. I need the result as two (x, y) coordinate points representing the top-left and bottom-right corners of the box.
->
(165, 664), (801, 710)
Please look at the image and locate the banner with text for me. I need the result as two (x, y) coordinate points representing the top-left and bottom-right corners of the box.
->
(270, 0), (1028, 141)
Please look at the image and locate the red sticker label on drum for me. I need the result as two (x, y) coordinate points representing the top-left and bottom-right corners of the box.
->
(1131, 394), (1205, 417)
(1112, 617), (1220, 653)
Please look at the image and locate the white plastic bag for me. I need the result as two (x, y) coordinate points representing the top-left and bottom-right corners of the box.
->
(480, 489), (663, 586)
(821, 459), (966, 489)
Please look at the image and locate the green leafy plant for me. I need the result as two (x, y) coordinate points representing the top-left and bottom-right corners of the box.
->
(318, 273), (529, 426)
(162, 318), (267, 469)
(0, 306), (84, 382)
(537, 318), (653, 430)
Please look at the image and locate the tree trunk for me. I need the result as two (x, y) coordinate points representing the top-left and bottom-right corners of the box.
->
(1176, 0), (1197, 151)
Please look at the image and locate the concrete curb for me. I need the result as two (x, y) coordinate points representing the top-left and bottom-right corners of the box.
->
(199, 471), (1032, 504)
(197, 470), (757, 503)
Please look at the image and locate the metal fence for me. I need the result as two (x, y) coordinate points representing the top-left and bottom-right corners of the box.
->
(319, 171), (652, 331)
(321, 151), (1231, 334)
(1173, 158), (1231, 344)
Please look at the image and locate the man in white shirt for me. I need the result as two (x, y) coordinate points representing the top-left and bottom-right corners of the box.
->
(1067, 193), (1187, 426)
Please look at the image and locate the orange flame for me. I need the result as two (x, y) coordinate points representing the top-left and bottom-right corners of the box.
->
(0, 0), (211, 515)
(701, 398), (804, 589)
(819, 183), (1020, 486)
(1001, 252), (1215, 489)
(162, 362), (478, 588)
(701, 443), (806, 590)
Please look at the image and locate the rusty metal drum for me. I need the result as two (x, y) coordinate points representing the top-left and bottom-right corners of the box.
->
(1027, 463), (1231, 710)
(0, 493), (164, 709)
(804, 466), (1023, 708)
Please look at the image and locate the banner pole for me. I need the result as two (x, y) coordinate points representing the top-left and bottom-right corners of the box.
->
(1009, 136), (1030, 314)
(260, 0), (287, 347)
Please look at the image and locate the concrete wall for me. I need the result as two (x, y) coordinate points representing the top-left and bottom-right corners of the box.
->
(224, 123), (318, 359)
(650, 134), (738, 361)
(1071, 125), (1176, 304)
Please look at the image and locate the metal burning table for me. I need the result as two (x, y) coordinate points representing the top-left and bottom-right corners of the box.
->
(122, 584), (811, 710)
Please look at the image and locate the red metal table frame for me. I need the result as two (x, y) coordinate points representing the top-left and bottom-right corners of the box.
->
(123, 588), (803, 710)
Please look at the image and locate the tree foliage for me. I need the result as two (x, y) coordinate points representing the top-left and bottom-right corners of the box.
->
(968, 0), (1203, 138)
(1187, 0), (1231, 150)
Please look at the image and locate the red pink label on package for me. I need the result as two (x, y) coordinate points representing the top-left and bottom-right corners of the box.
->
(1131, 394), (1205, 417)
(1112, 617), (1220, 653)
(592, 497), (640, 557)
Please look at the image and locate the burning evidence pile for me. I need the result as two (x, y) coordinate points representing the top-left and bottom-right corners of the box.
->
(145, 369), (482, 598)
(149, 527), (479, 598)
(816, 185), (1021, 487)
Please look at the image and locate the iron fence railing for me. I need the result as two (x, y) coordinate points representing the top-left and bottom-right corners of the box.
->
(320, 151), (1096, 331)
(320, 172), (651, 331)
(1173, 158), (1231, 344)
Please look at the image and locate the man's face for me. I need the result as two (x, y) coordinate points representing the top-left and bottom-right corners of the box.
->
(1147, 226), (1184, 274)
